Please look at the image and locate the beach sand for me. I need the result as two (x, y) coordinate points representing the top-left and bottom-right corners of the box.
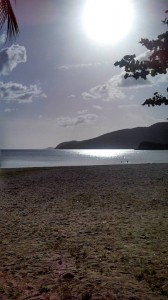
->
(0, 164), (168, 300)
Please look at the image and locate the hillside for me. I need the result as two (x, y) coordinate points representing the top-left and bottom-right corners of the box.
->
(56, 122), (168, 149)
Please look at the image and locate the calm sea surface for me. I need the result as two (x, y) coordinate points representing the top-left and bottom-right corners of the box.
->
(1, 149), (168, 169)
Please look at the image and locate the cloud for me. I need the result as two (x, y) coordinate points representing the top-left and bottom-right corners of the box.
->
(82, 77), (126, 101)
(77, 110), (88, 114)
(137, 50), (152, 61)
(116, 50), (168, 87)
(58, 63), (93, 70)
(0, 81), (47, 103)
(4, 108), (15, 113)
(56, 114), (97, 127)
(82, 70), (152, 102)
(115, 73), (151, 88)
(57, 62), (107, 70)
(68, 94), (76, 98)
(0, 33), (6, 45)
(93, 105), (102, 110)
(0, 44), (27, 76)
(136, 51), (168, 85)
(119, 104), (140, 108)
(154, 73), (168, 84)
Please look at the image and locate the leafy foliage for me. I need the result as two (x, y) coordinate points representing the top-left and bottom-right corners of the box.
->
(114, 10), (168, 106)
(143, 90), (168, 107)
(0, 0), (19, 40)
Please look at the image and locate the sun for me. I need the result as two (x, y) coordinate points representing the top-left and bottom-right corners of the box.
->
(82, 0), (134, 45)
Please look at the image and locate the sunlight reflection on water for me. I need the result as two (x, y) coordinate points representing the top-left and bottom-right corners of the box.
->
(75, 149), (131, 158)
(1, 149), (168, 168)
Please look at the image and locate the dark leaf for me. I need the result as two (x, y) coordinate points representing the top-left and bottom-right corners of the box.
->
(114, 10), (168, 107)
(0, 0), (19, 40)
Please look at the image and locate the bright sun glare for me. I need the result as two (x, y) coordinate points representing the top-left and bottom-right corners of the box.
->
(82, 0), (134, 44)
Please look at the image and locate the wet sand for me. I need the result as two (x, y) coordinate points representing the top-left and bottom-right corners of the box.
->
(0, 164), (168, 299)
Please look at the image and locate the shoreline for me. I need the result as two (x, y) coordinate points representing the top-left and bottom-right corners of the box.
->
(1, 162), (168, 171)
(0, 164), (168, 299)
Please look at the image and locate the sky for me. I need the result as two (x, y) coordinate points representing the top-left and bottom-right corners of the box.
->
(0, 0), (167, 149)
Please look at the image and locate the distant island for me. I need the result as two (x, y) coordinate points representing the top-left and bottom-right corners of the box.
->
(56, 122), (168, 150)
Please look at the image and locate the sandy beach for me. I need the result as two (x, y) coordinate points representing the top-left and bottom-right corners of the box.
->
(0, 164), (168, 300)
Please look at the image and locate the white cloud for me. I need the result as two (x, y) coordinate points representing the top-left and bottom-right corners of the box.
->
(4, 108), (15, 113)
(119, 104), (140, 108)
(56, 114), (97, 127)
(0, 81), (47, 103)
(115, 72), (151, 88)
(57, 62), (105, 70)
(115, 50), (168, 87)
(124, 52), (168, 86)
(82, 76), (126, 101)
(0, 44), (27, 76)
(137, 50), (152, 61)
(68, 94), (76, 98)
(77, 110), (88, 114)
(93, 105), (102, 110)
(0, 33), (6, 45)
(154, 73), (168, 85)
(113, 50), (160, 89)
(58, 63), (93, 70)
(82, 69), (152, 102)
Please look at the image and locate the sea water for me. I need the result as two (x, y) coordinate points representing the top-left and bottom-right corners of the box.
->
(1, 149), (168, 169)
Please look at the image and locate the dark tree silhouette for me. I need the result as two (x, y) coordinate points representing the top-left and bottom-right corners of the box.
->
(114, 10), (168, 107)
(0, 0), (19, 40)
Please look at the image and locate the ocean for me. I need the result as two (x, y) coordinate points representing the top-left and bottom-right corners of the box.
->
(1, 149), (168, 169)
